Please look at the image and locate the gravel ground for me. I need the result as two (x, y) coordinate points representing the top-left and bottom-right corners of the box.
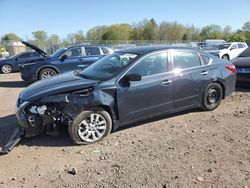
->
(0, 73), (249, 188)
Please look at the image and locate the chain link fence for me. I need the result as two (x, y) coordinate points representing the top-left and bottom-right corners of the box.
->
(0, 39), (198, 58)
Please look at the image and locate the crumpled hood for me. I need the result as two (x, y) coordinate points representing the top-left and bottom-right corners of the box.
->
(19, 71), (98, 101)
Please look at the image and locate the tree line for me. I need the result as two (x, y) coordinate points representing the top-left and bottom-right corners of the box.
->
(1, 18), (250, 48)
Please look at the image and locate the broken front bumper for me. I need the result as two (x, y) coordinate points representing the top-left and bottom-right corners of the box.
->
(0, 126), (24, 154)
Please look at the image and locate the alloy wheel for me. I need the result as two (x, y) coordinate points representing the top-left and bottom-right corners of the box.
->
(207, 88), (219, 105)
(1, 64), (12, 73)
(41, 70), (56, 79)
(77, 113), (107, 142)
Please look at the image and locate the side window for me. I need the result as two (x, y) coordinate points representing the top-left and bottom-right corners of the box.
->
(237, 44), (244, 49)
(173, 51), (201, 69)
(129, 52), (168, 77)
(85, 47), (101, 56)
(65, 47), (82, 58)
(230, 45), (237, 50)
(19, 53), (31, 59)
(200, 54), (211, 65)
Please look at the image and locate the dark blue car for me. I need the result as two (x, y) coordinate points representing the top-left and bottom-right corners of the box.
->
(19, 41), (113, 81)
(0, 51), (42, 73)
(8, 45), (236, 153)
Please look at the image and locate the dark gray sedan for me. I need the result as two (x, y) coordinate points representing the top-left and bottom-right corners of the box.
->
(232, 47), (250, 83)
(2, 46), (236, 154)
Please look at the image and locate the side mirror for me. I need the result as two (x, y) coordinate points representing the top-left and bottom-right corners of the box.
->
(60, 54), (68, 61)
(123, 73), (142, 82)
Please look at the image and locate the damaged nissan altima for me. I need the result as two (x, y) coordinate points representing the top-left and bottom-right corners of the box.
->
(3, 46), (236, 153)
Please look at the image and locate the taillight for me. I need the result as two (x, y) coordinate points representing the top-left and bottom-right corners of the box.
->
(226, 65), (236, 74)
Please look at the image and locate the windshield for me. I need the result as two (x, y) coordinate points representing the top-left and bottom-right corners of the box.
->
(212, 44), (231, 50)
(51, 48), (67, 58)
(79, 53), (138, 81)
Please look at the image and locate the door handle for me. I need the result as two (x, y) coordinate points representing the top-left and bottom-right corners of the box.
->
(200, 71), (208, 75)
(162, 80), (172, 86)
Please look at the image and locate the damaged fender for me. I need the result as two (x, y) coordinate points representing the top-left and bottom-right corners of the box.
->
(16, 85), (118, 138)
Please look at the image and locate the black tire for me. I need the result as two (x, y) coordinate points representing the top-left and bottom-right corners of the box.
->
(68, 107), (112, 145)
(202, 83), (223, 111)
(38, 68), (57, 80)
(222, 55), (229, 60)
(1, 64), (13, 74)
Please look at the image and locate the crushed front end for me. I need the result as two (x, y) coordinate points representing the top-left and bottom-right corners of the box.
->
(15, 94), (84, 138)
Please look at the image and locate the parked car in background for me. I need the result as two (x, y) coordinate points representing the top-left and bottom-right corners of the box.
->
(0, 51), (42, 73)
(232, 47), (250, 83)
(15, 46), (236, 146)
(207, 42), (248, 60)
(19, 41), (113, 81)
(198, 39), (226, 50)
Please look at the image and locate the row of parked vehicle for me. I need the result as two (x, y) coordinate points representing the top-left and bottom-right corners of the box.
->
(0, 42), (114, 80)
(0, 41), (249, 83)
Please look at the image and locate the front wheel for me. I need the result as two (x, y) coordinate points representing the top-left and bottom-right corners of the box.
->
(68, 108), (112, 145)
(1, 64), (13, 74)
(201, 83), (223, 111)
(39, 68), (57, 80)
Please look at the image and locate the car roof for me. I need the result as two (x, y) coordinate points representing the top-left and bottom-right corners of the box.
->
(66, 45), (111, 49)
(116, 45), (196, 56)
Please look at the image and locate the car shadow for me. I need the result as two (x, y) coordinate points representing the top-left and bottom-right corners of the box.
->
(116, 108), (200, 132)
(0, 81), (31, 88)
(0, 109), (201, 150)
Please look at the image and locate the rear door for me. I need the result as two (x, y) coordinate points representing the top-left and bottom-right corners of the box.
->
(117, 50), (174, 122)
(170, 50), (212, 110)
(229, 44), (239, 59)
(77, 47), (103, 70)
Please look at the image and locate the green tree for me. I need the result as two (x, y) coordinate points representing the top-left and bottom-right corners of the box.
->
(74, 30), (85, 44)
(32, 30), (48, 41)
(141, 19), (158, 40)
(102, 24), (132, 40)
(86, 26), (108, 41)
(222, 25), (232, 41)
(200, 25), (222, 40)
(242, 21), (250, 41)
(1, 33), (22, 41)
(49, 34), (61, 45)
(228, 32), (246, 42)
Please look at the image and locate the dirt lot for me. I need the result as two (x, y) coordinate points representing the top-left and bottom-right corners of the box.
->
(0, 73), (249, 188)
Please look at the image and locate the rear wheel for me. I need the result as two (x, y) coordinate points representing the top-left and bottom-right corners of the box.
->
(1, 64), (13, 74)
(202, 83), (223, 111)
(39, 68), (57, 80)
(68, 108), (112, 145)
(222, 55), (229, 60)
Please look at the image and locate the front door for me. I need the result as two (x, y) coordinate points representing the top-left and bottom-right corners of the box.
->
(117, 51), (174, 122)
(59, 47), (84, 72)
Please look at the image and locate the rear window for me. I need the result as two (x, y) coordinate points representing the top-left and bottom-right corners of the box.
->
(237, 43), (245, 49)
(85, 47), (100, 56)
(173, 51), (201, 69)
